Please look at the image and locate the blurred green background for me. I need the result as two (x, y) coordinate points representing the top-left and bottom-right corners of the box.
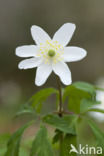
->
(0, 0), (104, 155)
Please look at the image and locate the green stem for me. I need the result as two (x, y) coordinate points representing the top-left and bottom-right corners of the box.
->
(57, 76), (63, 156)
(57, 76), (63, 117)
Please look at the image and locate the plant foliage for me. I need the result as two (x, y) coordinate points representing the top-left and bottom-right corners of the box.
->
(2, 82), (104, 156)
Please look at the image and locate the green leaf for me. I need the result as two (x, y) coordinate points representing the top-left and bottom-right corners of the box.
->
(19, 147), (29, 156)
(43, 114), (78, 134)
(95, 86), (104, 92)
(63, 85), (91, 113)
(52, 129), (77, 156)
(31, 88), (58, 108)
(0, 133), (11, 146)
(80, 99), (101, 113)
(16, 88), (58, 117)
(27, 88), (58, 114)
(63, 83), (100, 114)
(15, 104), (35, 117)
(73, 81), (96, 96)
(0, 133), (11, 156)
(0, 147), (7, 156)
(63, 85), (91, 102)
(87, 119), (104, 151)
(61, 134), (77, 156)
(5, 121), (34, 156)
(52, 129), (63, 144)
(30, 125), (54, 156)
(86, 108), (104, 114)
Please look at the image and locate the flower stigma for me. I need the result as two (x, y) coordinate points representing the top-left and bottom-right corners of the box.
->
(48, 49), (56, 57)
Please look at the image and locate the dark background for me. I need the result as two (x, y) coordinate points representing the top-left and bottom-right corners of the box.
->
(0, 0), (104, 132)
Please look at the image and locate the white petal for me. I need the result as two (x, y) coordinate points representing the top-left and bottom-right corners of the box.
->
(35, 63), (52, 86)
(53, 23), (76, 47)
(18, 58), (42, 69)
(16, 45), (38, 57)
(52, 61), (72, 85)
(31, 25), (51, 45)
(63, 47), (87, 62)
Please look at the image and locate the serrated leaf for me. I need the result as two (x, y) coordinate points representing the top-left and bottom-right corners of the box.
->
(30, 125), (54, 156)
(31, 88), (58, 108)
(87, 119), (104, 151)
(63, 85), (91, 113)
(5, 121), (34, 156)
(15, 104), (35, 117)
(16, 88), (58, 117)
(43, 114), (78, 134)
(80, 99), (101, 113)
(52, 129), (63, 144)
(63, 84), (100, 114)
(28, 88), (58, 114)
(73, 81), (96, 96)
(63, 85), (91, 102)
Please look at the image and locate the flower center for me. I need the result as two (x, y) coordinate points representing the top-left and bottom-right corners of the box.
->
(38, 40), (64, 64)
(48, 49), (56, 57)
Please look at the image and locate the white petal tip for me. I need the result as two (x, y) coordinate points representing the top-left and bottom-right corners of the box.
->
(35, 83), (42, 86)
(15, 46), (24, 57)
(63, 80), (72, 86)
(18, 65), (32, 70)
(35, 80), (44, 86)
(18, 63), (28, 70)
(15, 47), (19, 56)
(65, 23), (76, 29)
(31, 25), (40, 33)
(82, 49), (87, 59)
(31, 25), (35, 31)
(18, 64), (24, 69)
(30, 25), (37, 34)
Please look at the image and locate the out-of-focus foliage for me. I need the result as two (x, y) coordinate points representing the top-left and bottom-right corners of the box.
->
(30, 125), (54, 156)
(0, 133), (11, 156)
(87, 119), (104, 152)
(4, 121), (34, 156)
(63, 82), (100, 114)
(16, 87), (58, 117)
(2, 81), (104, 156)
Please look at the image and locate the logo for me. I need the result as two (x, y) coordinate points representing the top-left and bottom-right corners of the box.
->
(69, 144), (102, 155)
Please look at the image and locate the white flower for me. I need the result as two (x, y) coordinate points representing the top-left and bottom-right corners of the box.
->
(16, 23), (87, 86)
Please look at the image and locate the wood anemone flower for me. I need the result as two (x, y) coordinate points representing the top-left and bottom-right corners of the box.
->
(16, 23), (87, 86)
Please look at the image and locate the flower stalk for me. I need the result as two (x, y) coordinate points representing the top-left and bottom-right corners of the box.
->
(57, 76), (64, 155)
(57, 76), (63, 117)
